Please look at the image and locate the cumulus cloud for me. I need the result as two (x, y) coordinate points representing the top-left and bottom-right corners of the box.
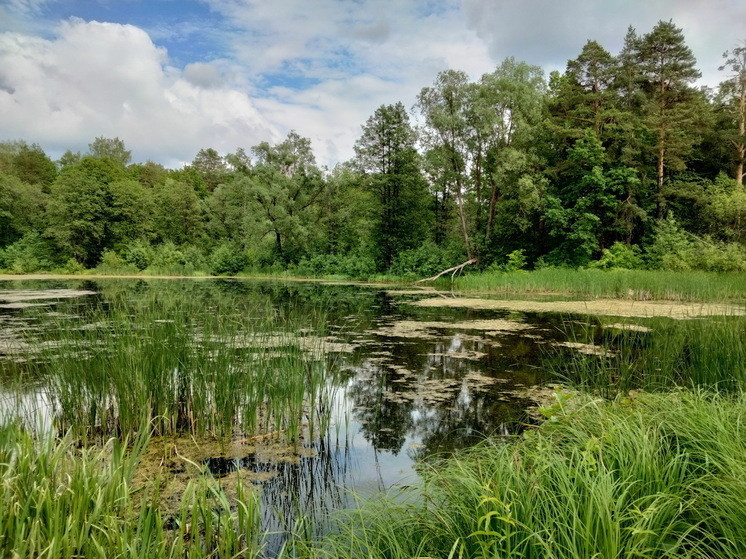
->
(462, 0), (746, 86)
(0, 18), (279, 166)
(200, 0), (494, 163)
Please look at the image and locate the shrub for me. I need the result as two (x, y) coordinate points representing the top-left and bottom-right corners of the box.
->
(122, 241), (154, 271)
(96, 250), (137, 274)
(389, 242), (452, 278)
(210, 243), (249, 275)
(589, 242), (643, 270)
(0, 232), (56, 273)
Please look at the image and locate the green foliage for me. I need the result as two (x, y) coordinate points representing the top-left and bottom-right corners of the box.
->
(147, 242), (207, 275)
(209, 242), (250, 275)
(646, 214), (746, 271)
(488, 249), (528, 272)
(88, 136), (132, 166)
(389, 241), (453, 278)
(122, 240), (155, 271)
(589, 241), (643, 269)
(96, 249), (137, 274)
(45, 158), (150, 266)
(295, 252), (377, 280)
(0, 231), (57, 272)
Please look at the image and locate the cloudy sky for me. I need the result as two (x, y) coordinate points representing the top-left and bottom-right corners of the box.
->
(1, 0), (744, 168)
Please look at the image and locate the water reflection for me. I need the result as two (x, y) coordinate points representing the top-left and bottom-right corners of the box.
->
(1, 278), (583, 556)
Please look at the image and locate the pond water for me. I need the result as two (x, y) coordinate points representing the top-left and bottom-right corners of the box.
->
(0, 277), (678, 554)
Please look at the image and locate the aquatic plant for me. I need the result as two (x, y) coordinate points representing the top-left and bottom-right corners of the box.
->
(549, 315), (746, 395)
(14, 291), (335, 443)
(0, 421), (264, 558)
(452, 268), (746, 302)
(301, 390), (746, 559)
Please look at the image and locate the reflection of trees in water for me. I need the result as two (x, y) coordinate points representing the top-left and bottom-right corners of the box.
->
(205, 434), (350, 558)
(343, 328), (546, 459)
(344, 360), (413, 454)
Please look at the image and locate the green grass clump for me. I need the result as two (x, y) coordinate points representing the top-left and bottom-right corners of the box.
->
(302, 390), (746, 559)
(13, 292), (333, 443)
(0, 422), (263, 558)
(452, 268), (746, 302)
(549, 315), (746, 396)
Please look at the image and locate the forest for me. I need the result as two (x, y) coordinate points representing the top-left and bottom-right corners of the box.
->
(1, 20), (745, 279)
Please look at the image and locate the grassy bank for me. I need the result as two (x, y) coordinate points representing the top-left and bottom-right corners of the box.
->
(451, 268), (746, 302)
(301, 390), (746, 559)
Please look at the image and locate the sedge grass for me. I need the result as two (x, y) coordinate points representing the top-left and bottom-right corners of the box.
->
(301, 390), (746, 559)
(0, 420), (265, 558)
(548, 315), (746, 396)
(11, 291), (335, 443)
(451, 268), (746, 302)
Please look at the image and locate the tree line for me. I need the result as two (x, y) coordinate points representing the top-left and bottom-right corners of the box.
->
(2, 21), (745, 277)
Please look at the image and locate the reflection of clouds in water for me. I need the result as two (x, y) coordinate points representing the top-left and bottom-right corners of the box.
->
(0, 388), (54, 434)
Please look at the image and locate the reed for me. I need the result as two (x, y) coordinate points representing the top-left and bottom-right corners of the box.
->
(452, 268), (746, 302)
(548, 315), (746, 395)
(14, 291), (334, 443)
(301, 390), (746, 559)
(0, 420), (264, 558)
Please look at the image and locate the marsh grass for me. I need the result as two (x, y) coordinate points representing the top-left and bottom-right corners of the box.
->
(10, 292), (335, 443)
(0, 420), (264, 558)
(302, 390), (746, 559)
(548, 315), (746, 395)
(452, 268), (746, 302)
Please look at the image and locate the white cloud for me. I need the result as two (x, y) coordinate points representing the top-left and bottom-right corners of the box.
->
(461, 0), (746, 87)
(199, 0), (496, 164)
(0, 18), (280, 166)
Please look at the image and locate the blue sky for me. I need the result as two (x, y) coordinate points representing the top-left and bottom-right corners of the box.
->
(1, 0), (744, 168)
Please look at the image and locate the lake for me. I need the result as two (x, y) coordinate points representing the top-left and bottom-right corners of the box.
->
(1, 276), (733, 555)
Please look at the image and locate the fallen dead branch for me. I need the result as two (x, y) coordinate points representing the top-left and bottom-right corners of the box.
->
(414, 259), (477, 284)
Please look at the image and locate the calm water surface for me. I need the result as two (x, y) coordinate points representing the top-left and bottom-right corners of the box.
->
(0, 278), (611, 554)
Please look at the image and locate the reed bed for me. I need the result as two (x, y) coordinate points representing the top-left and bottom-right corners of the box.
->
(301, 390), (746, 559)
(452, 268), (746, 302)
(0, 421), (264, 558)
(8, 291), (334, 443)
(548, 315), (746, 396)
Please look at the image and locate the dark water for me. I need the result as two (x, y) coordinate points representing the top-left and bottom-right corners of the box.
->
(0, 278), (605, 554)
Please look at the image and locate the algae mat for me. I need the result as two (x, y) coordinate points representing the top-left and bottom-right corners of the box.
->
(411, 297), (745, 319)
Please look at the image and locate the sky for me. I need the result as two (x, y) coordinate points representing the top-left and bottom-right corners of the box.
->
(0, 0), (744, 169)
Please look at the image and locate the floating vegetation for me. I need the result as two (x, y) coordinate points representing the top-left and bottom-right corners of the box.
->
(411, 296), (746, 318)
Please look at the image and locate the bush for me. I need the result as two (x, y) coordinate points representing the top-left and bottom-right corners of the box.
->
(589, 242), (643, 270)
(645, 215), (746, 272)
(487, 249), (529, 272)
(210, 243), (249, 275)
(122, 241), (154, 271)
(96, 250), (137, 274)
(295, 252), (376, 280)
(0, 232), (57, 273)
(389, 242), (453, 278)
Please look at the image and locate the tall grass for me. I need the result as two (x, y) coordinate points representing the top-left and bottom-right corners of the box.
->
(301, 390), (746, 558)
(452, 268), (746, 302)
(0, 421), (264, 558)
(12, 292), (334, 443)
(548, 315), (746, 396)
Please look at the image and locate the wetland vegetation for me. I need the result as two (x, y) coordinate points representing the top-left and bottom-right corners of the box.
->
(0, 277), (745, 558)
